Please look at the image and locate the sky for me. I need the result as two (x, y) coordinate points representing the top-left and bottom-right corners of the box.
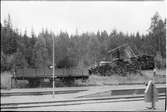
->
(1, 1), (166, 36)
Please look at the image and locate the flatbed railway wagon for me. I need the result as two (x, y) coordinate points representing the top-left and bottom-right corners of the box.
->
(12, 67), (89, 87)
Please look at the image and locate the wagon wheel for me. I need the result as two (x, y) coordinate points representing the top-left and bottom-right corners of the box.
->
(62, 77), (75, 87)
(105, 69), (113, 76)
(99, 67), (106, 76)
(82, 78), (87, 83)
(113, 66), (121, 75)
(108, 68), (115, 75)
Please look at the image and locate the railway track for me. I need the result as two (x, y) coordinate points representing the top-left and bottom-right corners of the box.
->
(1, 89), (87, 97)
(1, 93), (165, 110)
(2, 86), (165, 97)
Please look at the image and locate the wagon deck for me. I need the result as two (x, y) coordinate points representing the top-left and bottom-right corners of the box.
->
(13, 68), (89, 81)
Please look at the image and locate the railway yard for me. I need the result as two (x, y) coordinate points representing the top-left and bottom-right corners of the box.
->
(1, 2), (166, 111)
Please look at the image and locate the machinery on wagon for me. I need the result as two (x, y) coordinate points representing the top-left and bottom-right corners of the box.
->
(88, 44), (154, 76)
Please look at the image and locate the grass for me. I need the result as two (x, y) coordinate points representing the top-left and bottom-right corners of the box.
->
(85, 69), (166, 86)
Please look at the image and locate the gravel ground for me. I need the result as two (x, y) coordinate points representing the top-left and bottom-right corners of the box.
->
(3, 99), (165, 111)
(1, 84), (165, 104)
(1, 84), (166, 111)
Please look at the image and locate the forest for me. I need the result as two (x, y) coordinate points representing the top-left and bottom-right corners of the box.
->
(1, 12), (166, 73)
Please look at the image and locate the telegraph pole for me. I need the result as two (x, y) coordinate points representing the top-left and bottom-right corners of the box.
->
(52, 35), (55, 97)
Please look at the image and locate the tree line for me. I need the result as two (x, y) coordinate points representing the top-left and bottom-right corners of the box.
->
(1, 12), (166, 72)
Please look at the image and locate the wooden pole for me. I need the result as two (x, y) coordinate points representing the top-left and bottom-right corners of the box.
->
(151, 83), (155, 109)
(52, 35), (55, 97)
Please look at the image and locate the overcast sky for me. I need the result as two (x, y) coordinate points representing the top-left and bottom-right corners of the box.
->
(1, 1), (166, 36)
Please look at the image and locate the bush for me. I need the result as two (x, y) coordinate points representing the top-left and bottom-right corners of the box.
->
(154, 58), (166, 69)
(1, 72), (12, 89)
(57, 56), (77, 68)
(154, 52), (166, 69)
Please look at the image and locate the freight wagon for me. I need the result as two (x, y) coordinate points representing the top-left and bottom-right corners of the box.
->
(12, 67), (89, 87)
